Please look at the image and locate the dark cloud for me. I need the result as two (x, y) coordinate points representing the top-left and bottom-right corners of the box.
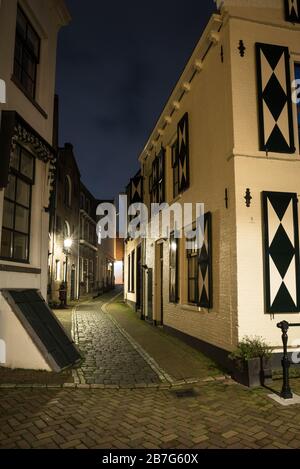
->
(56, 0), (215, 199)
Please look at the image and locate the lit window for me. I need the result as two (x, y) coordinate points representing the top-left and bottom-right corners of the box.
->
(55, 260), (61, 281)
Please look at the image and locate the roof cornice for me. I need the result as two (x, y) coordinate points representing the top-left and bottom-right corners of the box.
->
(139, 13), (223, 163)
(52, 0), (72, 27)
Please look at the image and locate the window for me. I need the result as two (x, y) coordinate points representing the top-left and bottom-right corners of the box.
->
(63, 220), (70, 239)
(295, 63), (300, 149)
(80, 193), (85, 209)
(169, 234), (179, 303)
(1, 144), (34, 262)
(64, 176), (72, 207)
(128, 254), (131, 292)
(79, 258), (84, 282)
(13, 6), (40, 99)
(131, 250), (135, 293)
(63, 262), (67, 282)
(171, 139), (179, 199)
(55, 260), (61, 281)
(187, 238), (198, 305)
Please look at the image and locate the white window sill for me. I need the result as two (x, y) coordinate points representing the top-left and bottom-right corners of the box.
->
(181, 304), (202, 313)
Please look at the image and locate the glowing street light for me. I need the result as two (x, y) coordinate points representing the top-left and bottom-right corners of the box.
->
(64, 237), (73, 250)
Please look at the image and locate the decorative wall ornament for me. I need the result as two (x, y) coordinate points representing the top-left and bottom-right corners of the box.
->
(238, 40), (246, 57)
(285, 0), (300, 23)
(182, 82), (191, 93)
(194, 59), (204, 72)
(262, 191), (300, 313)
(0, 111), (55, 206)
(256, 43), (295, 154)
(177, 113), (190, 192)
(245, 188), (252, 207)
(198, 212), (213, 309)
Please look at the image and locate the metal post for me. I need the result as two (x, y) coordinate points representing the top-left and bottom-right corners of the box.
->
(277, 321), (293, 399)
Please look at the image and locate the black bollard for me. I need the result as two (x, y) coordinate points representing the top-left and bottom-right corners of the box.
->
(277, 321), (293, 399)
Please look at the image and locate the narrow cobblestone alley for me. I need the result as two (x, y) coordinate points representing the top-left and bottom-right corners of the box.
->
(72, 297), (160, 386)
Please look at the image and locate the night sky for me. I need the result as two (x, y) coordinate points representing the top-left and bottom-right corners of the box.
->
(56, 0), (216, 200)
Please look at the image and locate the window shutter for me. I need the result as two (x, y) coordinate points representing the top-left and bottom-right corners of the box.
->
(177, 113), (190, 192)
(262, 191), (300, 313)
(158, 147), (165, 203)
(198, 212), (212, 308)
(131, 172), (143, 204)
(285, 0), (300, 23)
(256, 43), (295, 154)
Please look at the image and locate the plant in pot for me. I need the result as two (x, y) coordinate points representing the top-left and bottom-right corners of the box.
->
(229, 336), (273, 388)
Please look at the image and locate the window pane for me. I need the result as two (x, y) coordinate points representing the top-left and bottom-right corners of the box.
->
(0, 229), (13, 258)
(5, 175), (16, 201)
(22, 49), (36, 80)
(11, 145), (20, 171)
(14, 233), (28, 261)
(20, 150), (34, 180)
(14, 38), (23, 65)
(21, 70), (34, 97)
(27, 25), (40, 58)
(2, 200), (14, 229)
(15, 206), (29, 234)
(16, 179), (30, 206)
(188, 280), (197, 304)
(16, 8), (27, 39)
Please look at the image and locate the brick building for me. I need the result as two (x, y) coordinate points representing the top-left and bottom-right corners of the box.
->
(124, 0), (300, 367)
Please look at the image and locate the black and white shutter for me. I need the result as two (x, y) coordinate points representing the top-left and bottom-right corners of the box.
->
(177, 113), (190, 192)
(285, 0), (300, 23)
(198, 212), (212, 309)
(130, 172), (143, 204)
(262, 192), (300, 313)
(256, 43), (295, 154)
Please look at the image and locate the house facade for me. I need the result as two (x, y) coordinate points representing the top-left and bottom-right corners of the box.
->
(124, 0), (300, 366)
(79, 182), (98, 297)
(0, 0), (71, 369)
(48, 143), (81, 304)
(96, 200), (115, 293)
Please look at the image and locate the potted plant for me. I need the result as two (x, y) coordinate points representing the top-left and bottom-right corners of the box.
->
(229, 336), (273, 388)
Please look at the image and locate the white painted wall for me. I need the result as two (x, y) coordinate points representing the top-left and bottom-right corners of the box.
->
(0, 293), (51, 370)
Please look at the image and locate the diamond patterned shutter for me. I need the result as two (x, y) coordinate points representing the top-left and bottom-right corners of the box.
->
(131, 172), (143, 204)
(262, 192), (300, 313)
(256, 43), (295, 154)
(177, 113), (190, 192)
(198, 212), (212, 308)
(285, 0), (300, 22)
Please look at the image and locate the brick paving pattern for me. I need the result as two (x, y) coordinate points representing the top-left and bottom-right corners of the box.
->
(1, 380), (300, 449)
(73, 302), (160, 385)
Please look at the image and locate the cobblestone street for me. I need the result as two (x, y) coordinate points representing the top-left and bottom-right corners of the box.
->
(2, 379), (300, 449)
(72, 297), (160, 385)
(1, 291), (300, 449)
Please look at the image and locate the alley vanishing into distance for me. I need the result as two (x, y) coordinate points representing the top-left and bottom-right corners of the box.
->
(1, 289), (300, 450)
